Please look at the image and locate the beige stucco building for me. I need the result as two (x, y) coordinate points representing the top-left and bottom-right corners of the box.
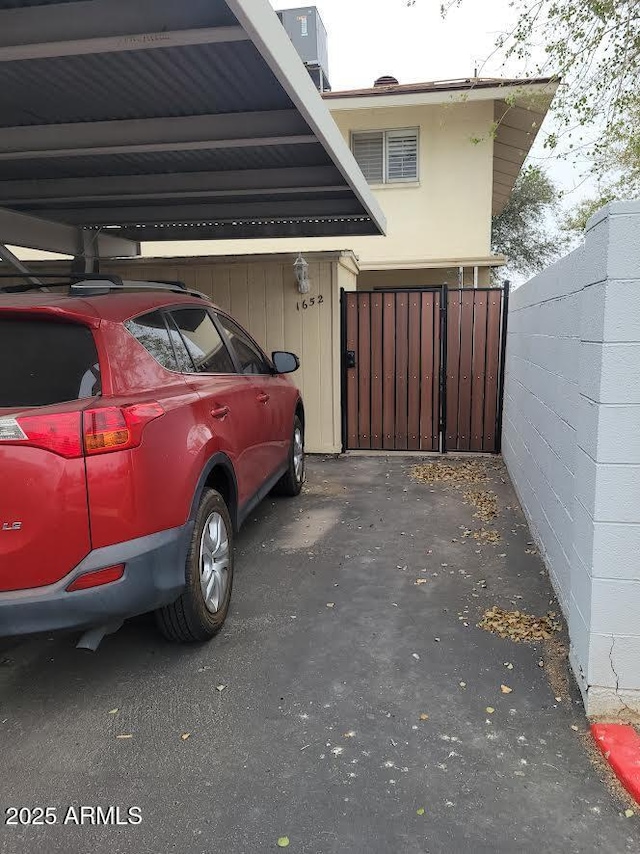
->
(141, 76), (557, 289)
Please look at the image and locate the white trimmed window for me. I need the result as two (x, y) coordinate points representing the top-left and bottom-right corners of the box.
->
(351, 129), (419, 184)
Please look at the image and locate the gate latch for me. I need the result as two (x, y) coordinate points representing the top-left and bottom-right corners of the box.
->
(345, 350), (356, 369)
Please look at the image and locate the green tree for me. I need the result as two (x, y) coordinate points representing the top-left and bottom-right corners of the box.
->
(564, 192), (616, 233)
(442, 0), (640, 219)
(492, 165), (564, 277)
(564, 99), (640, 232)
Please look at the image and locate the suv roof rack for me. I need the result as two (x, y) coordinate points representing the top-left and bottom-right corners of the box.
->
(0, 272), (208, 301)
(0, 272), (124, 293)
(69, 281), (208, 300)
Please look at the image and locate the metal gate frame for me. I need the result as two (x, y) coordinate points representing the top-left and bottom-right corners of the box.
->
(340, 281), (510, 454)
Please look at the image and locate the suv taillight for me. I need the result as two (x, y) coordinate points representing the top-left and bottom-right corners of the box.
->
(6, 412), (83, 458)
(0, 403), (164, 458)
(83, 403), (164, 455)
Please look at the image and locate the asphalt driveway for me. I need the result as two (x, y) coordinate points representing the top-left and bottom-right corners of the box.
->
(0, 455), (638, 854)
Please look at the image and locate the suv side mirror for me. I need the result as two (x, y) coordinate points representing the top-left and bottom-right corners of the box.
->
(272, 351), (300, 374)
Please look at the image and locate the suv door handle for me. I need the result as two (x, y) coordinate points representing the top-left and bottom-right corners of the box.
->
(257, 393), (270, 404)
(211, 405), (230, 420)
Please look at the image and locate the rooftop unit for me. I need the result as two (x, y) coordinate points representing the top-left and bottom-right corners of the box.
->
(277, 6), (331, 92)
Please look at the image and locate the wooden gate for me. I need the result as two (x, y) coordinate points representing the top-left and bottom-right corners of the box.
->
(342, 286), (508, 453)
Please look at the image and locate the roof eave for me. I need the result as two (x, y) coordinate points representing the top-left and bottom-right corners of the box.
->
(323, 79), (559, 112)
(491, 85), (558, 216)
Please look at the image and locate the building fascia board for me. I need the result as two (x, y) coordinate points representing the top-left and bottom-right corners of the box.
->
(325, 82), (558, 113)
(359, 255), (507, 271)
(104, 249), (360, 268)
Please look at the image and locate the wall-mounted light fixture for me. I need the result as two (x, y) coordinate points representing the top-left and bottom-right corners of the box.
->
(294, 253), (310, 294)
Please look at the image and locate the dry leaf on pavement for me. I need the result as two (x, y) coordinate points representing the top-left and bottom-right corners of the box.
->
(411, 461), (488, 486)
(500, 685), (513, 694)
(469, 528), (501, 544)
(462, 489), (498, 522)
(478, 606), (560, 642)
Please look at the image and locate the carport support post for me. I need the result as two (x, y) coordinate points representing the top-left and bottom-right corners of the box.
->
(73, 229), (100, 274)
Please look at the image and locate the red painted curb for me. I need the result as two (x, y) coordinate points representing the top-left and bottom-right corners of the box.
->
(591, 723), (640, 804)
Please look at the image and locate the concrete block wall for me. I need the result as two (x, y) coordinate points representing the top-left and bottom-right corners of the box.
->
(503, 201), (640, 717)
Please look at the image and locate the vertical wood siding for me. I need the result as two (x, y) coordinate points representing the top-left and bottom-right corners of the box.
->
(108, 257), (351, 454)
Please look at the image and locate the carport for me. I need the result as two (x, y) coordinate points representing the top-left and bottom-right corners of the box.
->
(0, 0), (386, 453)
(0, 0), (385, 264)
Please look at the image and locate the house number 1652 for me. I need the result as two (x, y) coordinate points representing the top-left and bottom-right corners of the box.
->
(296, 295), (324, 311)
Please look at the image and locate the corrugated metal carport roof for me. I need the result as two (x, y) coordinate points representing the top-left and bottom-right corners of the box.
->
(0, 0), (386, 251)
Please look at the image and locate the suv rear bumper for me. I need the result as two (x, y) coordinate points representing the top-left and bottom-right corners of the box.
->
(0, 525), (193, 637)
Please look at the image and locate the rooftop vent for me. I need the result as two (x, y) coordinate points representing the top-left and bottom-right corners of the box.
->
(374, 75), (399, 87)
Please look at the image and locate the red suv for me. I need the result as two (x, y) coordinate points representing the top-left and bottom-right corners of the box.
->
(0, 276), (305, 648)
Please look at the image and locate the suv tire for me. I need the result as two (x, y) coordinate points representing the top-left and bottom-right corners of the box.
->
(273, 415), (305, 497)
(156, 489), (234, 642)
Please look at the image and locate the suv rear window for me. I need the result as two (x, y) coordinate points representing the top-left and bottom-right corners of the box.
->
(169, 308), (235, 374)
(125, 311), (179, 372)
(0, 318), (101, 407)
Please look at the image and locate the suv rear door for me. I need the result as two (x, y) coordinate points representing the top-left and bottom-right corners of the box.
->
(215, 312), (291, 477)
(0, 316), (97, 591)
(167, 307), (266, 506)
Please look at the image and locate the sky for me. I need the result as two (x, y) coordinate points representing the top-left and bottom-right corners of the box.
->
(271, 0), (589, 204)
(273, 0), (517, 91)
